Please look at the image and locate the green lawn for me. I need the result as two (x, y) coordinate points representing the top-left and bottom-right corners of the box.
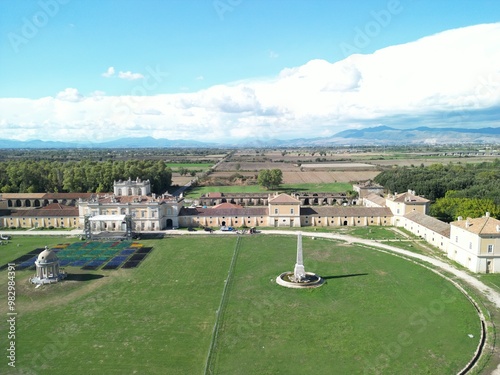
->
(0, 235), (482, 374)
(337, 226), (405, 240)
(213, 236), (480, 374)
(184, 182), (352, 199)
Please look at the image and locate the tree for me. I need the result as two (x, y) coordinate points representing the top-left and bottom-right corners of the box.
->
(257, 169), (282, 189)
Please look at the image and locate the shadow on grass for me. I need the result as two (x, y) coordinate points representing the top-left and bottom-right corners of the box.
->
(65, 274), (105, 282)
(321, 273), (368, 280)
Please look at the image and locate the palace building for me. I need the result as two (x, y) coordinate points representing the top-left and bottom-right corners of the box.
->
(78, 178), (182, 232)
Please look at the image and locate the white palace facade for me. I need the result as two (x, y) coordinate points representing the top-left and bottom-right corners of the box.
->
(77, 178), (182, 232)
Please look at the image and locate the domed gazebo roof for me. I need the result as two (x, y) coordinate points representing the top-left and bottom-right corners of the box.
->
(37, 248), (58, 264)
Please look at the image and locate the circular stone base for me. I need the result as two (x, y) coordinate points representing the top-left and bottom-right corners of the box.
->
(276, 271), (324, 289)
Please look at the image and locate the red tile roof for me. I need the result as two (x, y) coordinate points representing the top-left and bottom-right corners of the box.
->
(451, 215), (500, 235)
(10, 205), (79, 217)
(212, 203), (243, 209)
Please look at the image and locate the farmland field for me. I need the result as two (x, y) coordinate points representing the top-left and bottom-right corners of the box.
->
(0, 235), (483, 374)
(282, 171), (380, 183)
(171, 173), (195, 186)
(167, 162), (214, 171)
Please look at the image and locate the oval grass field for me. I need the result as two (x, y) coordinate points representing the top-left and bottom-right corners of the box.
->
(0, 235), (482, 375)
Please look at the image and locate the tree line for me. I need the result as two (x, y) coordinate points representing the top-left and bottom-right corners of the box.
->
(0, 159), (172, 195)
(374, 159), (500, 221)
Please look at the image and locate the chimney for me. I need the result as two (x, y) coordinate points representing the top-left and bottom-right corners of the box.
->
(486, 212), (490, 217)
(457, 216), (463, 221)
(465, 220), (470, 228)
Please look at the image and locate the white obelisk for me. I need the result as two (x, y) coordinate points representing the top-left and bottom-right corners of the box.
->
(293, 232), (306, 281)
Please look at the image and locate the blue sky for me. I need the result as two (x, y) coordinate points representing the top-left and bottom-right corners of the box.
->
(0, 0), (499, 142)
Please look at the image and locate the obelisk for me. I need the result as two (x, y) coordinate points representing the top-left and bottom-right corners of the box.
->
(293, 232), (306, 281)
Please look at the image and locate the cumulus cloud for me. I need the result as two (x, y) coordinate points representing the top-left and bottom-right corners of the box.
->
(1, 23), (500, 142)
(118, 71), (144, 80)
(102, 66), (115, 78)
(56, 88), (84, 102)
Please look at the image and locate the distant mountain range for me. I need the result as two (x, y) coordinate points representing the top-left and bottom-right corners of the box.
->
(304, 126), (500, 146)
(0, 136), (215, 149)
(1, 126), (500, 149)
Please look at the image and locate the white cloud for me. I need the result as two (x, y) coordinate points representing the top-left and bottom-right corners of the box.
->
(134, 108), (163, 116)
(56, 88), (84, 102)
(102, 67), (144, 80)
(102, 66), (115, 78)
(118, 71), (144, 80)
(1, 23), (500, 142)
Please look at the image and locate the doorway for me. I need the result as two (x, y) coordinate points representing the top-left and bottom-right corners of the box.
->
(486, 260), (492, 274)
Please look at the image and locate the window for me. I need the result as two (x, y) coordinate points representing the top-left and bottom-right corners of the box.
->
(488, 245), (494, 253)
(455, 236), (458, 243)
(469, 242), (472, 250)
(274, 208), (278, 214)
(291, 208), (294, 214)
(141, 211), (145, 218)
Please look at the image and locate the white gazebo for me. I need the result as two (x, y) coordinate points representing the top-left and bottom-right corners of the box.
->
(30, 246), (66, 285)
